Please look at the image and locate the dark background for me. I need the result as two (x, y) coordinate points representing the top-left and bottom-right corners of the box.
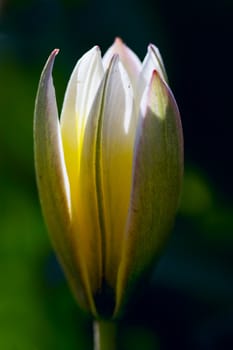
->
(0, 0), (232, 349)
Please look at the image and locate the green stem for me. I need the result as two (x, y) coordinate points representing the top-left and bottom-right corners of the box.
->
(93, 320), (117, 350)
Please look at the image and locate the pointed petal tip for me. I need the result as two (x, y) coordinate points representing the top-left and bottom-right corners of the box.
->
(47, 48), (59, 67)
(53, 48), (60, 56)
(151, 68), (167, 86)
(80, 45), (101, 61)
(39, 49), (60, 87)
(147, 43), (162, 55)
(140, 67), (170, 120)
(143, 44), (168, 83)
(147, 43), (152, 50)
(94, 45), (100, 52)
(112, 37), (126, 52)
(146, 69), (162, 91)
(152, 68), (158, 77)
(148, 43), (157, 50)
(114, 37), (123, 44)
(113, 37), (129, 52)
(88, 45), (102, 59)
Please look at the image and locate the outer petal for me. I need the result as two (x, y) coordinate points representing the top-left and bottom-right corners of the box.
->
(34, 50), (97, 315)
(115, 70), (183, 316)
(103, 38), (142, 91)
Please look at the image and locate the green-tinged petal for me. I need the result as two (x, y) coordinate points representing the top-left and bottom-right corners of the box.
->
(115, 70), (183, 316)
(34, 50), (97, 316)
(103, 38), (142, 90)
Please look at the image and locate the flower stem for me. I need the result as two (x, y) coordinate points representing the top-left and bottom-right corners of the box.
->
(93, 320), (117, 350)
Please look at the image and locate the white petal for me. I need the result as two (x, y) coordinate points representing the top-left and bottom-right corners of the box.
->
(136, 44), (168, 104)
(100, 56), (136, 289)
(60, 46), (104, 170)
(103, 38), (142, 91)
(60, 47), (105, 304)
(82, 55), (136, 290)
(60, 46), (104, 210)
(75, 46), (105, 123)
(144, 44), (167, 82)
(149, 44), (167, 78)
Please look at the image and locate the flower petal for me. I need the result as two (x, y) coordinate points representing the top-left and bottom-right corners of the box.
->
(115, 70), (183, 316)
(34, 50), (97, 315)
(103, 38), (142, 91)
(80, 55), (135, 304)
(60, 47), (105, 307)
(136, 44), (168, 103)
(99, 56), (136, 290)
(60, 46), (104, 183)
(144, 44), (167, 82)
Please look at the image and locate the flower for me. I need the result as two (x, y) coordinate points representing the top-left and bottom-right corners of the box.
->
(34, 38), (183, 319)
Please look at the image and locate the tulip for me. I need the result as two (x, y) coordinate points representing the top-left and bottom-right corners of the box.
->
(34, 38), (183, 320)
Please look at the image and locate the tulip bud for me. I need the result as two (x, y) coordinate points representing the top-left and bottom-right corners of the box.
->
(34, 38), (183, 319)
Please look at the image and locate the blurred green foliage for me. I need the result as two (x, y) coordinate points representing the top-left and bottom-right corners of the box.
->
(0, 0), (232, 349)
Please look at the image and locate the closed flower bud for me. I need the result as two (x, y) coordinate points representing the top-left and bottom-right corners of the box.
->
(34, 38), (183, 319)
